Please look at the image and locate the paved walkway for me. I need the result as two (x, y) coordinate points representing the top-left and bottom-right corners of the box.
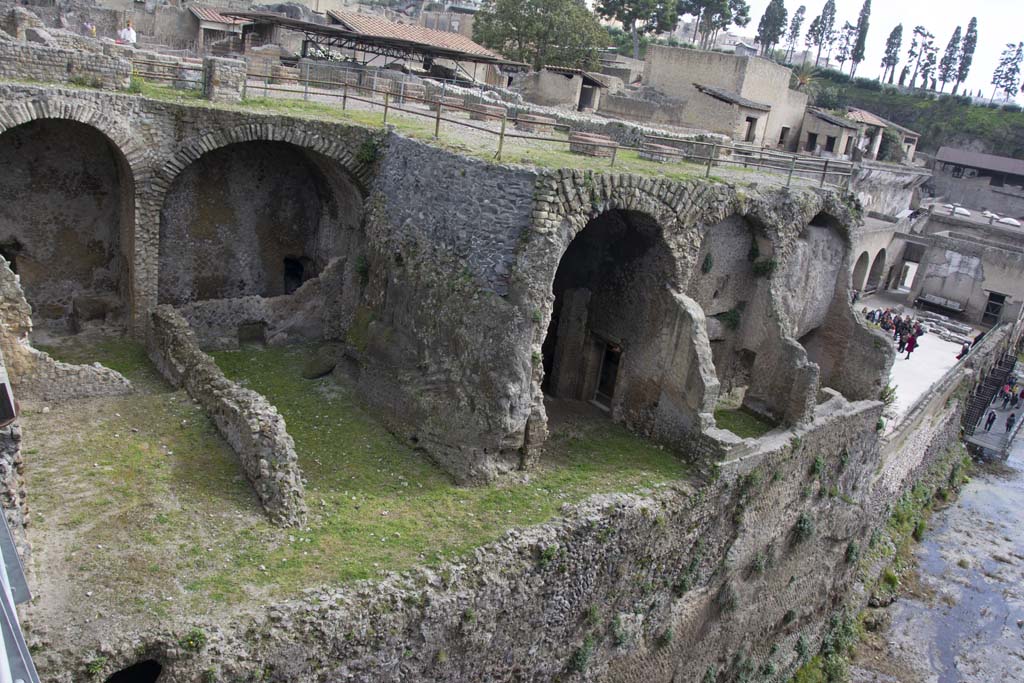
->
(860, 293), (974, 420)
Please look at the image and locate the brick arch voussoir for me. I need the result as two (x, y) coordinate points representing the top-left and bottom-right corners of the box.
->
(156, 125), (369, 206)
(0, 98), (144, 183)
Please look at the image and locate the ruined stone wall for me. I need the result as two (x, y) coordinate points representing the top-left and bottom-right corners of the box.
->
(0, 39), (129, 89)
(0, 413), (27, 559)
(0, 83), (378, 332)
(0, 259), (132, 402)
(148, 306), (307, 527)
(0, 118), (129, 321)
(75, 395), (891, 683)
(851, 160), (930, 217)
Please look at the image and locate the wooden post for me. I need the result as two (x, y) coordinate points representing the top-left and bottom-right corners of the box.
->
(820, 159), (830, 187)
(342, 82), (348, 110)
(786, 155), (796, 187)
(302, 62), (308, 101)
(383, 90), (390, 126)
(705, 143), (715, 177)
(434, 99), (442, 139)
(496, 114), (506, 161)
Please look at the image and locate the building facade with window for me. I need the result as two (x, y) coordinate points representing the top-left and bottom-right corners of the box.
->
(930, 147), (1024, 219)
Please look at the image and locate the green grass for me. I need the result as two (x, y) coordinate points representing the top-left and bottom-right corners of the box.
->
(133, 82), (723, 183)
(206, 344), (690, 594)
(26, 337), (690, 621)
(713, 407), (776, 439)
(34, 335), (161, 388)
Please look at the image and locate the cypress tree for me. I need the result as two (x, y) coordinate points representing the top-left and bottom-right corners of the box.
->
(953, 17), (977, 95)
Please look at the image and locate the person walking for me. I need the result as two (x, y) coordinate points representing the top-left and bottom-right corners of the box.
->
(985, 410), (998, 431)
(905, 333), (917, 359)
(897, 331), (907, 354)
(1006, 412), (1016, 433)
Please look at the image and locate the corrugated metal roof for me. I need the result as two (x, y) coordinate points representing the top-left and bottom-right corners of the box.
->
(808, 107), (858, 130)
(693, 84), (771, 111)
(327, 9), (495, 58)
(936, 147), (1024, 177)
(845, 107), (888, 128)
(190, 6), (249, 25)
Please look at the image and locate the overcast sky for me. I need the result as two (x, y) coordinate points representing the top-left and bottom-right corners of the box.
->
(737, 0), (1024, 100)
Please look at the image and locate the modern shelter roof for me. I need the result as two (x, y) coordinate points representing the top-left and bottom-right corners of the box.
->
(223, 10), (529, 69)
(935, 147), (1024, 176)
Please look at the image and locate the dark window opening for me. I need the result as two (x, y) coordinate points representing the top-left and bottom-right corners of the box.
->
(825, 135), (837, 153)
(983, 292), (1007, 326)
(843, 137), (853, 155)
(806, 133), (818, 152)
(104, 660), (163, 683)
(778, 126), (790, 145)
(594, 342), (621, 409)
(0, 383), (16, 428)
(283, 256), (305, 295)
(0, 239), (22, 274)
(238, 321), (268, 346)
(744, 117), (758, 142)
(951, 165), (964, 178)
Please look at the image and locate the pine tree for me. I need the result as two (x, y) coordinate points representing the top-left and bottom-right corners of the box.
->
(880, 24), (902, 83)
(808, 0), (835, 67)
(989, 42), (1017, 102)
(907, 25), (934, 89)
(919, 41), (938, 89)
(755, 0), (788, 57)
(850, 0), (870, 77)
(953, 17), (977, 95)
(784, 5), (805, 63)
(937, 26), (961, 92)
(835, 22), (856, 73)
(998, 42), (1024, 101)
(597, 0), (678, 60)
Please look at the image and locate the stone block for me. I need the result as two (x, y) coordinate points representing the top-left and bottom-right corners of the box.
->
(467, 103), (506, 122)
(203, 56), (247, 103)
(514, 113), (557, 134)
(639, 142), (680, 163)
(568, 132), (617, 158)
(428, 96), (463, 113)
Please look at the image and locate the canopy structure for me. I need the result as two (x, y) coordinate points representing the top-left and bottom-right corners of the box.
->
(224, 10), (529, 76)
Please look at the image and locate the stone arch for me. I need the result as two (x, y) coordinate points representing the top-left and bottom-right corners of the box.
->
(0, 101), (145, 328)
(154, 125), (373, 198)
(867, 248), (887, 292)
(851, 251), (870, 292)
(154, 127), (371, 306)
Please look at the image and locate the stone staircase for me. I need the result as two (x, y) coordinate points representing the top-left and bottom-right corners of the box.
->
(963, 351), (1017, 436)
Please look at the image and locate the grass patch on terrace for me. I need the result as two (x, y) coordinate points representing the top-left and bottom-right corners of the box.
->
(713, 407), (776, 439)
(134, 82), (715, 182)
(23, 337), (688, 625)
(207, 344), (689, 595)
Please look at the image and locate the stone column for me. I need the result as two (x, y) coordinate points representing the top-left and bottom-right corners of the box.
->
(868, 127), (883, 160)
(202, 56), (246, 103)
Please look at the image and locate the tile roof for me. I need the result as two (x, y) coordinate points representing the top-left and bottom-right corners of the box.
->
(845, 107), (888, 128)
(327, 9), (495, 58)
(693, 84), (770, 111)
(935, 147), (1024, 177)
(190, 6), (249, 25)
(808, 107), (858, 130)
(542, 65), (608, 89)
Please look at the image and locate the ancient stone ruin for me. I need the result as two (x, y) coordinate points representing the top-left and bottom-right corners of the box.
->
(0, 9), (1017, 682)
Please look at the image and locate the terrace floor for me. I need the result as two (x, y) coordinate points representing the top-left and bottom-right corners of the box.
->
(860, 291), (976, 420)
(19, 336), (692, 660)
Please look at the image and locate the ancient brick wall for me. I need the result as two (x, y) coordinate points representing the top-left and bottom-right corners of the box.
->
(0, 40), (130, 90)
(148, 306), (307, 527)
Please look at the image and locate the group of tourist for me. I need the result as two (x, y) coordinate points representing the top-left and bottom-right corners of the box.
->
(862, 308), (924, 360)
(983, 379), (1022, 433)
